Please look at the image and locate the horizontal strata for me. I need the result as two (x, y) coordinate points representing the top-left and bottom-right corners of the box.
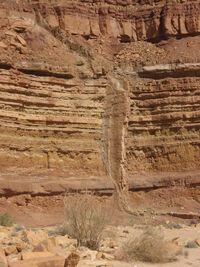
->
(0, 67), (106, 173)
(1, 63), (200, 175)
(0, 0), (200, 192)
(127, 64), (200, 173)
(33, 0), (200, 41)
(139, 63), (200, 79)
(1, 1), (200, 42)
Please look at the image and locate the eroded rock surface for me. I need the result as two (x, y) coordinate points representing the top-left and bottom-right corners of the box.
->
(0, 0), (200, 194)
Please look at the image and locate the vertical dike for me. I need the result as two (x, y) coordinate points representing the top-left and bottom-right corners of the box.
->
(102, 77), (138, 214)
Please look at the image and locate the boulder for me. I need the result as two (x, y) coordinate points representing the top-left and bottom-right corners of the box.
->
(4, 246), (17, 256)
(33, 237), (58, 253)
(0, 247), (7, 267)
(15, 240), (26, 253)
(21, 230), (48, 247)
(65, 252), (80, 267)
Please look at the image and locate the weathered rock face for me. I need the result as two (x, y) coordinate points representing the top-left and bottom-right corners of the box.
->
(0, 66), (106, 173)
(30, 0), (200, 42)
(0, 0), (200, 192)
(128, 67), (200, 173)
(0, 5), (106, 175)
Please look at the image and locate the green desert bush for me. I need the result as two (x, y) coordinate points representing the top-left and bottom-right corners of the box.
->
(0, 213), (15, 227)
(118, 227), (180, 263)
(63, 193), (109, 249)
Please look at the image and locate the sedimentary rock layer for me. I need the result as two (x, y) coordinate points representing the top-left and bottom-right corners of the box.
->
(29, 0), (200, 42)
(0, 0), (200, 192)
(127, 63), (200, 173)
(0, 67), (106, 173)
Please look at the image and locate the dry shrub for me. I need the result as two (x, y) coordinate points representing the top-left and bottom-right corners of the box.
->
(0, 213), (15, 227)
(63, 193), (109, 250)
(118, 227), (180, 263)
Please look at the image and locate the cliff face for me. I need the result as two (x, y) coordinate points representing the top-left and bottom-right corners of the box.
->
(32, 0), (200, 42)
(0, 4), (106, 175)
(1, 0), (200, 192)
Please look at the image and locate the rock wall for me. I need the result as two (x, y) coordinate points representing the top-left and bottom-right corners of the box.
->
(0, 67), (106, 173)
(0, 0), (200, 190)
(32, 0), (200, 42)
(128, 63), (200, 174)
(0, 8), (106, 175)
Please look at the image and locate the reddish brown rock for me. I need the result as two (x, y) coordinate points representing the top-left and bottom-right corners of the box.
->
(0, 0), (200, 195)
(65, 252), (80, 267)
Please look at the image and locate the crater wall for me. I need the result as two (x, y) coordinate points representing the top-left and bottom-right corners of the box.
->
(0, 0), (200, 191)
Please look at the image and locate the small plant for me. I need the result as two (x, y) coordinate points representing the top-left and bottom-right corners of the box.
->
(0, 213), (15, 227)
(63, 192), (109, 249)
(185, 240), (198, 249)
(118, 227), (180, 263)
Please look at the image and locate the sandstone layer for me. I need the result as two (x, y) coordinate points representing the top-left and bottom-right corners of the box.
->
(0, 0), (200, 195)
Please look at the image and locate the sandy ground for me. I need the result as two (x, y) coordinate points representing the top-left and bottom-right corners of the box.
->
(113, 249), (200, 266)
(113, 251), (200, 267)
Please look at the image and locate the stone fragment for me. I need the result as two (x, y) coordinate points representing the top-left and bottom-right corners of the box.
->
(4, 245), (17, 256)
(56, 236), (77, 249)
(0, 41), (7, 49)
(33, 237), (58, 253)
(21, 252), (54, 260)
(0, 246), (7, 267)
(79, 249), (97, 261)
(195, 238), (200, 247)
(15, 239), (26, 253)
(65, 252), (80, 267)
(21, 230), (48, 247)
(5, 30), (16, 37)
(96, 252), (114, 261)
(16, 35), (26, 46)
